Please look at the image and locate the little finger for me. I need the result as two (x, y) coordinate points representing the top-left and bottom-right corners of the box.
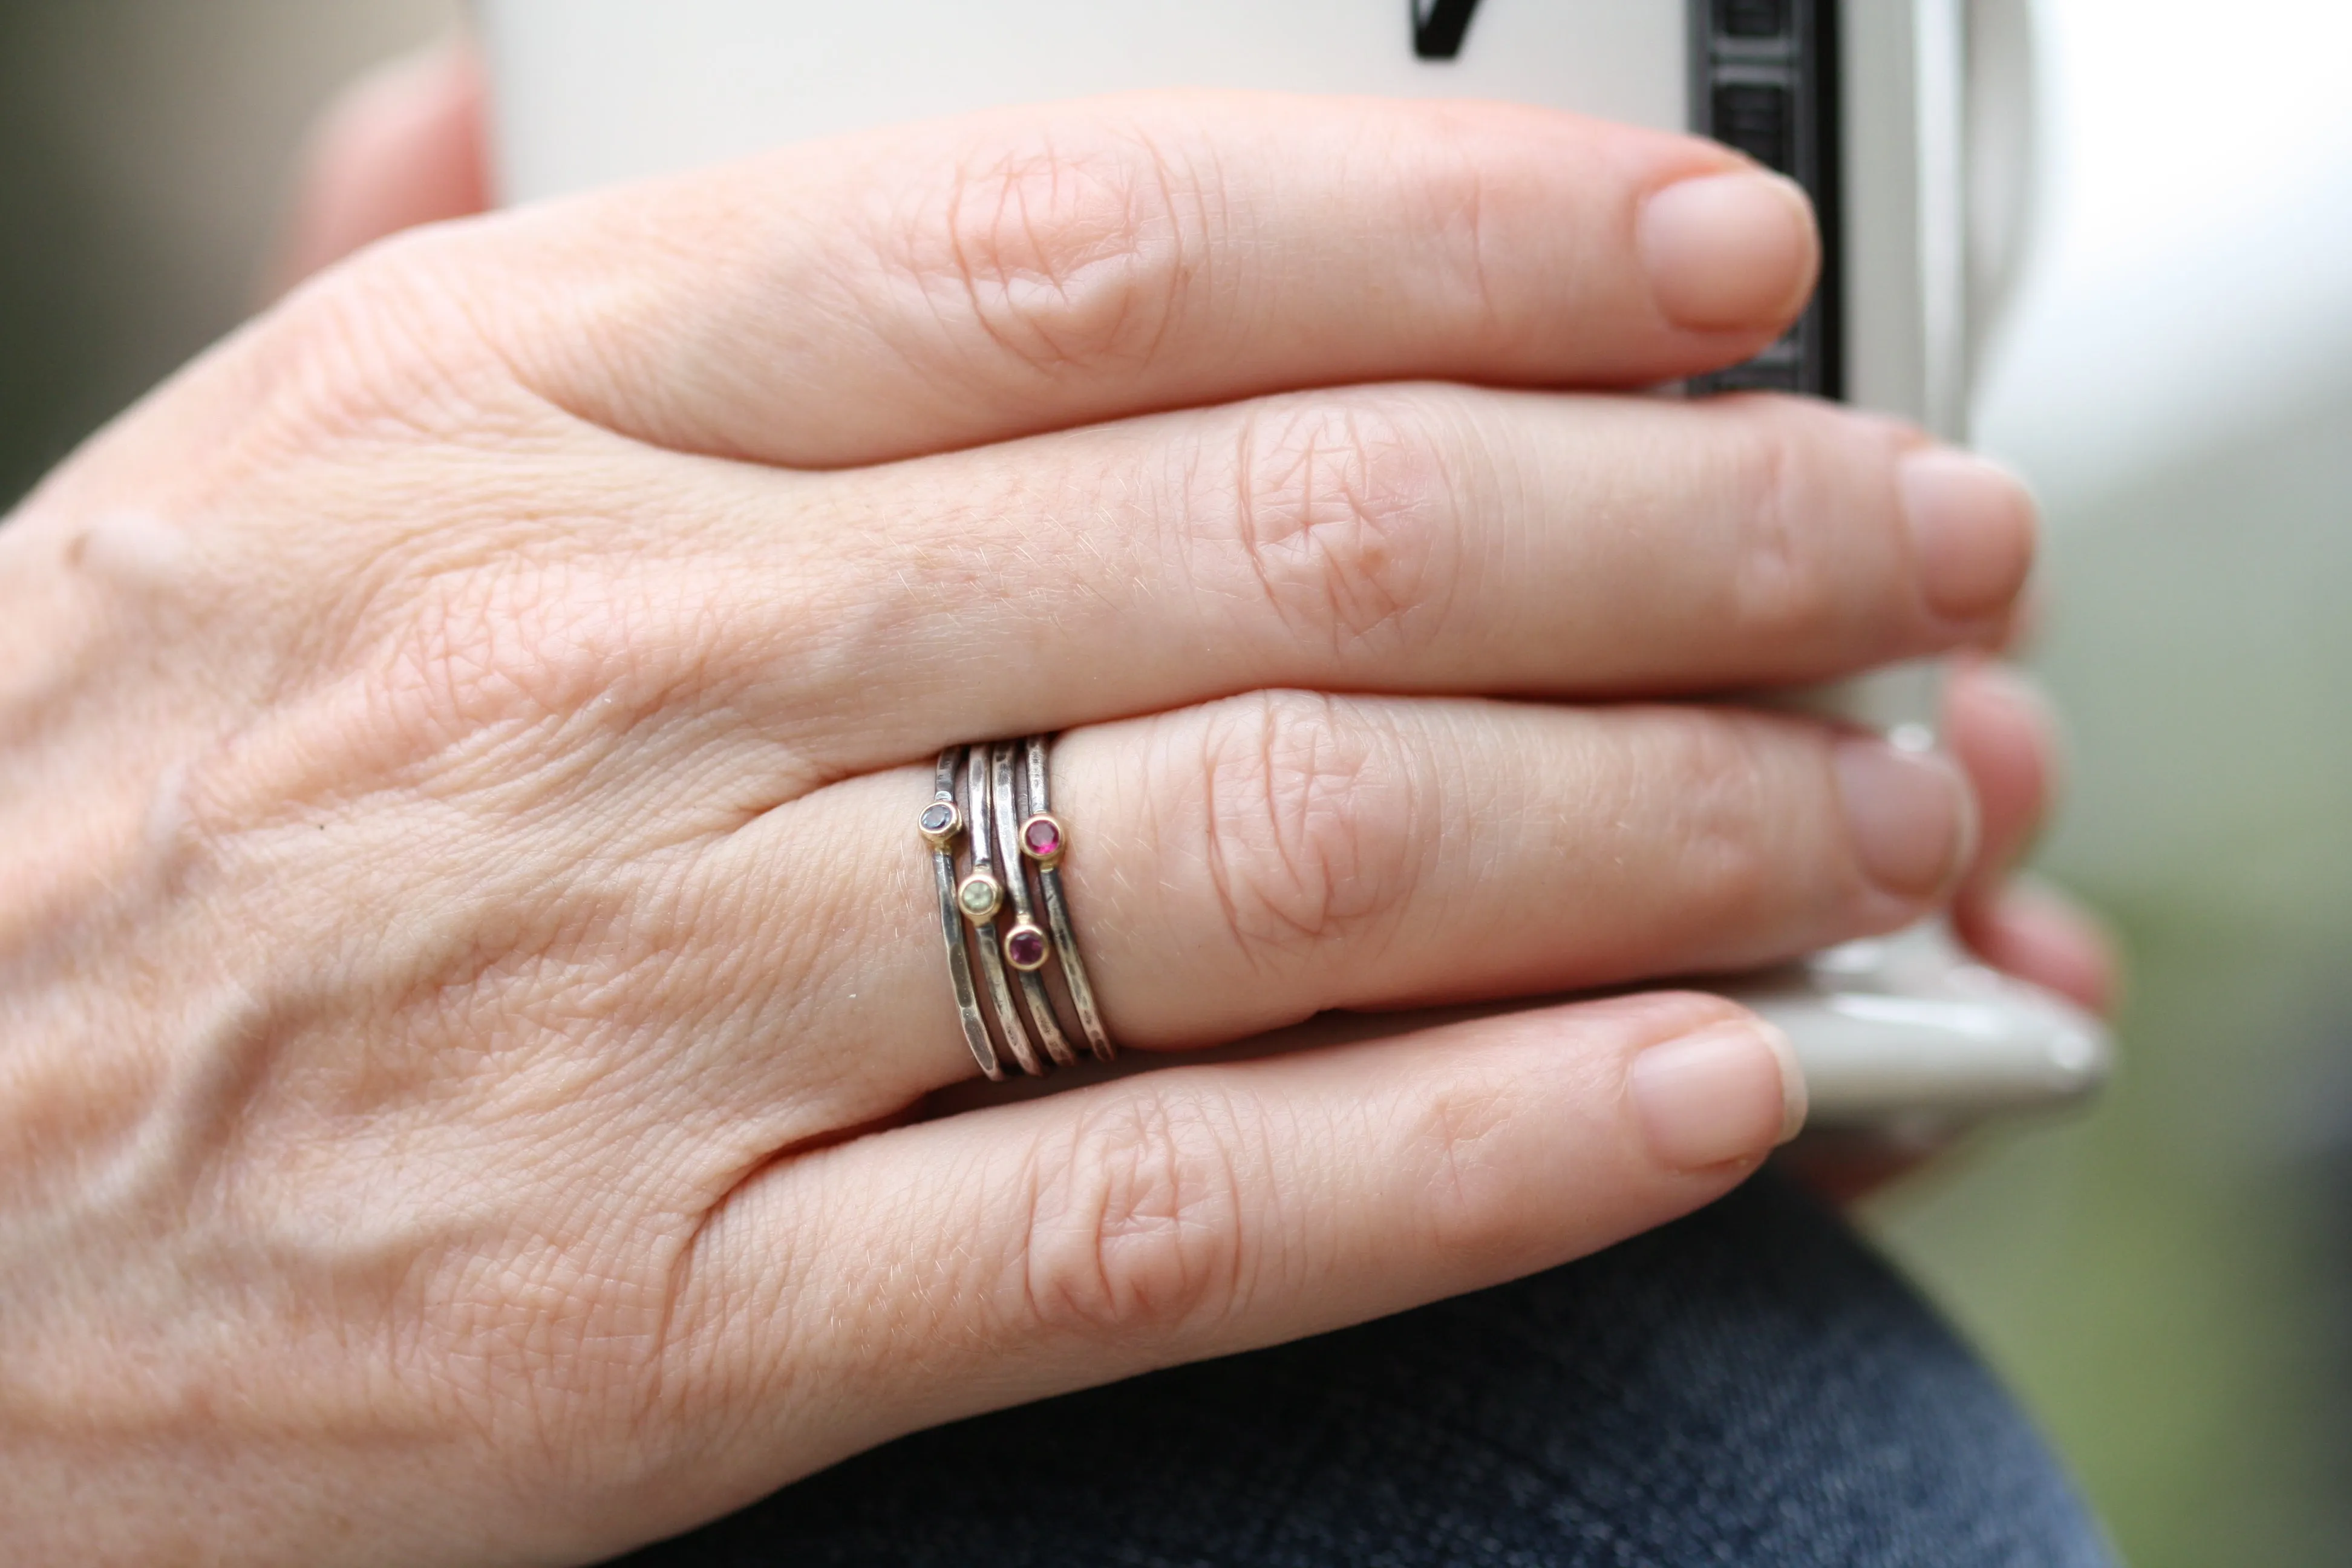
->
(658, 991), (1805, 1526)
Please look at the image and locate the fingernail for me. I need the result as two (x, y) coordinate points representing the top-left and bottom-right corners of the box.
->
(1637, 170), (1819, 332)
(1900, 448), (2039, 621)
(1632, 1019), (1808, 1171)
(1835, 735), (1975, 899)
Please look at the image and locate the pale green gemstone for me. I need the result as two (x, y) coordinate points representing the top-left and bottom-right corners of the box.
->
(959, 877), (1000, 917)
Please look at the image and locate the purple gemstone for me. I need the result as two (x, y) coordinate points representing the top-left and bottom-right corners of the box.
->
(1007, 929), (1048, 969)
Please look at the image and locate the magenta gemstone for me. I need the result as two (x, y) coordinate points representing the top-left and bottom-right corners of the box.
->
(1007, 929), (1048, 968)
(1024, 818), (1063, 858)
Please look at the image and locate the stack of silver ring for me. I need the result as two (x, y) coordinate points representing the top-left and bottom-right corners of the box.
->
(920, 737), (1117, 1080)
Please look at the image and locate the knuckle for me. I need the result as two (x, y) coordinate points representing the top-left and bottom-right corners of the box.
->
(1714, 400), (1849, 645)
(1645, 713), (1783, 931)
(1018, 1085), (1253, 1339)
(247, 230), (520, 445)
(356, 553), (698, 768)
(1215, 394), (1461, 653)
(1192, 692), (1426, 970)
(1411, 1075), (1533, 1260)
(893, 123), (1214, 379)
(1408, 119), (1513, 341)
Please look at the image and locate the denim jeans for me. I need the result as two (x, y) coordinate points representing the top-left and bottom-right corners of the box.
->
(624, 1170), (2113, 1567)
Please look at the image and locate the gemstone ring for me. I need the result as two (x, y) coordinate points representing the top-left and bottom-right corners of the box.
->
(956, 743), (1045, 1077)
(988, 740), (1077, 1068)
(920, 735), (1117, 1080)
(1020, 734), (1116, 1064)
(924, 750), (1001, 1082)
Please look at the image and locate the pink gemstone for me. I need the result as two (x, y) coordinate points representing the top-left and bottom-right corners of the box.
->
(1007, 929), (1048, 968)
(1024, 818), (1063, 858)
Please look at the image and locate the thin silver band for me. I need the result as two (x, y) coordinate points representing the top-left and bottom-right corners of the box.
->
(961, 745), (1047, 1077)
(991, 740), (1078, 1067)
(927, 750), (1002, 1082)
(1025, 734), (1117, 1062)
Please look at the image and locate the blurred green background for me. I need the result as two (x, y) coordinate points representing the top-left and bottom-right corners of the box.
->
(3, 2), (2347, 1561)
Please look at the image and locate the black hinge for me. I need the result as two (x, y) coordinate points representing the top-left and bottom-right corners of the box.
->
(1413, 0), (1485, 60)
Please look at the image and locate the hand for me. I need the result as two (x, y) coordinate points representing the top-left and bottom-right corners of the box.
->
(273, 41), (2119, 1022)
(4, 73), (2101, 1568)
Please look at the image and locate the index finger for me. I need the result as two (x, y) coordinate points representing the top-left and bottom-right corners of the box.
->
(450, 91), (1817, 467)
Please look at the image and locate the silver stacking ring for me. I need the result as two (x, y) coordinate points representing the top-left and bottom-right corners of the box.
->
(1019, 735), (1115, 1063)
(991, 741), (1079, 1068)
(923, 750), (1001, 1082)
(957, 745), (1045, 1077)
(920, 734), (1117, 1080)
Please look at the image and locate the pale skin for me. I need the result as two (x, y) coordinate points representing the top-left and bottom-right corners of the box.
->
(0, 48), (2113, 1568)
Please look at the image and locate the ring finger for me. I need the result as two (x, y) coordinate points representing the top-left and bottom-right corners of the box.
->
(658, 689), (1973, 1139)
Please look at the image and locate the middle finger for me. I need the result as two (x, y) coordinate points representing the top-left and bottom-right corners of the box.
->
(671, 385), (2034, 777)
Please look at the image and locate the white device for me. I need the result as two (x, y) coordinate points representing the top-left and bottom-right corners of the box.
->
(475, 0), (2111, 1126)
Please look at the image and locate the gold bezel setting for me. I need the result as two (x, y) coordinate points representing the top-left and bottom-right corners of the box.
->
(919, 799), (962, 849)
(956, 872), (1003, 924)
(1003, 920), (1050, 972)
(1019, 812), (1067, 866)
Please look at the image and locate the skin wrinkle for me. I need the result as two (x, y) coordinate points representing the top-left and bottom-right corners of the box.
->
(1318, 403), (1416, 650)
(1412, 1063), (1527, 1264)
(1165, 422), (1277, 650)
(787, 1138), (980, 1416)
(466, 207), (780, 459)
(1120, 122), (1205, 375)
(1231, 696), (1339, 964)
(249, 236), (538, 473)
(1413, 391), (1492, 664)
(1423, 119), (1508, 348)
(1014, 1082), (1253, 1342)
(341, 497), (788, 795)
(1373, 705), (1452, 993)
(1185, 129), (1241, 351)
(1224, 383), (1272, 643)
(1192, 704), (1256, 990)
(929, 128), (1195, 385)
(418, 1223), (670, 1458)
(1223, 395), (1446, 659)
(672, 820), (877, 1123)
(1419, 705), (1505, 947)
(943, 148), (1039, 375)
(1726, 403), (1835, 649)
(869, 168), (1023, 422)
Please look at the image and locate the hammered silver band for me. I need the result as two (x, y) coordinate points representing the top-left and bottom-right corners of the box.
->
(991, 741), (1078, 1067)
(924, 750), (1002, 1082)
(959, 745), (1045, 1077)
(920, 734), (1116, 1079)
(1022, 734), (1116, 1063)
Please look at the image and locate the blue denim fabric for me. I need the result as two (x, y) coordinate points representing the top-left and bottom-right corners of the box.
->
(622, 1171), (2113, 1567)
